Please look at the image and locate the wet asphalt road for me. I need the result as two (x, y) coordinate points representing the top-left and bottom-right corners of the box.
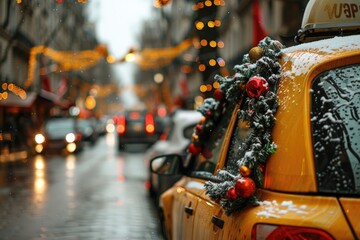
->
(0, 133), (164, 240)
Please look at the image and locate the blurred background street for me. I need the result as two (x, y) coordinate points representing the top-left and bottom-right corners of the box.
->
(0, 133), (163, 240)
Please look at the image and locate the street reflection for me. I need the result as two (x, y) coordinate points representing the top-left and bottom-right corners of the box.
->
(66, 154), (76, 179)
(65, 155), (76, 210)
(106, 132), (115, 146)
(33, 155), (47, 208)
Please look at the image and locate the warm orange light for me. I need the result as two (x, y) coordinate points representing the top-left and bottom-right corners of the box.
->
(2, 92), (8, 99)
(200, 39), (208, 46)
(195, 21), (205, 30)
(215, 19), (221, 27)
(209, 59), (217, 66)
(106, 55), (116, 64)
(85, 96), (96, 110)
(193, 41), (201, 49)
(198, 64), (206, 72)
(207, 21), (215, 28)
(199, 85), (207, 93)
(214, 0), (225, 6)
(206, 84), (213, 91)
(205, 0), (212, 7)
(209, 40), (217, 48)
(218, 41), (225, 48)
(213, 81), (220, 89)
(153, 0), (171, 8)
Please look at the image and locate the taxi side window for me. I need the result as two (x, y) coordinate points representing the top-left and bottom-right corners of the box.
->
(192, 100), (238, 174)
(225, 103), (253, 170)
(311, 64), (360, 195)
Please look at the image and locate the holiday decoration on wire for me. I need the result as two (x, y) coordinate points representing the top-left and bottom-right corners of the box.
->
(189, 37), (284, 215)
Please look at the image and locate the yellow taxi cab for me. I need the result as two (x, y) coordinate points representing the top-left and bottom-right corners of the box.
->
(150, 0), (360, 239)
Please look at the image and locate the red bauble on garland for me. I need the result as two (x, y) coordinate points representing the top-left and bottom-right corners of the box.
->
(246, 76), (269, 99)
(214, 88), (224, 101)
(195, 124), (203, 133)
(235, 177), (256, 198)
(188, 143), (202, 155)
(227, 187), (237, 201)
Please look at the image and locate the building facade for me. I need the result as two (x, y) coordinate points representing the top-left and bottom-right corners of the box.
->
(0, 0), (113, 153)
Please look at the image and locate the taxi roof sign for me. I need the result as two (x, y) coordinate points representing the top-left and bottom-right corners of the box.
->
(296, 0), (360, 43)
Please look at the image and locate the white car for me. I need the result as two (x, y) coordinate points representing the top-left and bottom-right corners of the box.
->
(145, 109), (202, 203)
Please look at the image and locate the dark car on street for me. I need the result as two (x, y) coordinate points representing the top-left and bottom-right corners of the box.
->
(77, 118), (99, 145)
(114, 110), (159, 150)
(34, 117), (84, 154)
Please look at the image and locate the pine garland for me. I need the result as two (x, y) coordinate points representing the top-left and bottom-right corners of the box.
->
(190, 37), (284, 215)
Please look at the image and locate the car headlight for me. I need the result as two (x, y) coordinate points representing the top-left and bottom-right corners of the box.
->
(35, 134), (45, 144)
(66, 133), (76, 143)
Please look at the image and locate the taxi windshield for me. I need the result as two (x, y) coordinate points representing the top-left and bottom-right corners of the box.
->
(311, 64), (360, 195)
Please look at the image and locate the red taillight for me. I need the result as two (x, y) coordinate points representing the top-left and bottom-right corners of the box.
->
(252, 224), (334, 240)
(145, 113), (155, 134)
(117, 115), (126, 134)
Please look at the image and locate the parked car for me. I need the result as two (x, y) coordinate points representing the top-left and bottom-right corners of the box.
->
(96, 115), (114, 136)
(114, 110), (158, 150)
(34, 117), (84, 154)
(144, 109), (202, 203)
(77, 118), (99, 145)
(150, 2), (360, 239)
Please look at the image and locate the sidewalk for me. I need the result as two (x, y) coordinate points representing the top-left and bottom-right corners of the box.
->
(0, 149), (28, 163)
(0, 131), (30, 163)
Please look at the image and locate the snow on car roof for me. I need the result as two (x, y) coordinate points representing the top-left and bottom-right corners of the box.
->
(281, 35), (360, 78)
(283, 35), (360, 54)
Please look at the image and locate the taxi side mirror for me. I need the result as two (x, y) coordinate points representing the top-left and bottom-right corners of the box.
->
(150, 154), (184, 176)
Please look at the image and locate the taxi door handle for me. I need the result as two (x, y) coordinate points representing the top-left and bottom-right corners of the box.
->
(211, 215), (224, 229)
(184, 206), (193, 215)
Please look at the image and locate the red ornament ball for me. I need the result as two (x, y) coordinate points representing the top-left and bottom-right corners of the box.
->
(227, 187), (237, 201)
(214, 88), (224, 101)
(246, 76), (269, 99)
(235, 177), (256, 198)
(188, 143), (202, 155)
(195, 124), (203, 133)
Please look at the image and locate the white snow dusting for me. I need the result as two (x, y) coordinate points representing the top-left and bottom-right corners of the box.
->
(282, 35), (360, 78)
(256, 200), (309, 219)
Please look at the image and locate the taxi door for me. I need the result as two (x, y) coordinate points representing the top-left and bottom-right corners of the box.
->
(187, 103), (240, 239)
(170, 181), (200, 240)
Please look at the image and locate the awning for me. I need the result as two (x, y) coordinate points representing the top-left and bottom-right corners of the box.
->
(0, 92), (37, 108)
(39, 89), (70, 108)
(0, 90), (70, 109)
